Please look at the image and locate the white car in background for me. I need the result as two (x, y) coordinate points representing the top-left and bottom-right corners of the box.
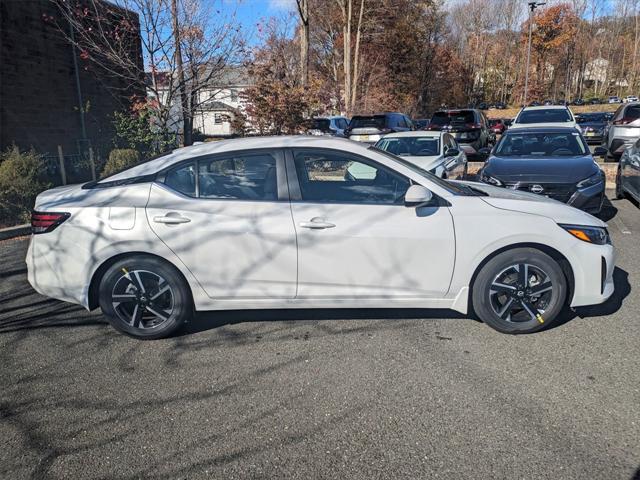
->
(27, 136), (615, 339)
(374, 131), (468, 179)
(623, 95), (639, 103)
(511, 105), (577, 129)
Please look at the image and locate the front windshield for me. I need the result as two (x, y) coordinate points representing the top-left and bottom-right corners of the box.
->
(495, 132), (588, 156)
(517, 109), (573, 124)
(375, 136), (440, 156)
(368, 146), (479, 196)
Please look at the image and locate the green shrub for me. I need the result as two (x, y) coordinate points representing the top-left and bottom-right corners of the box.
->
(101, 149), (141, 178)
(0, 147), (51, 226)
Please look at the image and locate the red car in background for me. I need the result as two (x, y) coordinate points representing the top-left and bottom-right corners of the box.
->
(488, 118), (507, 135)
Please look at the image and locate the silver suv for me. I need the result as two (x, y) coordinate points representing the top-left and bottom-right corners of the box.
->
(606, 103), (640, 159)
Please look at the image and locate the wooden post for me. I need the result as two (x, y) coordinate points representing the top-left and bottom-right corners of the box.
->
(88, 146), (96, 181)
(57, 145), (67, 185)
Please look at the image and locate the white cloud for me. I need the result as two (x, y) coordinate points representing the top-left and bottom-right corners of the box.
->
(268, 0), (296, 10)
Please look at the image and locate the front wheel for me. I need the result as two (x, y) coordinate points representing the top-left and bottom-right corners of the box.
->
(472, 248), (567, 334)
(99, 256), (192, 339)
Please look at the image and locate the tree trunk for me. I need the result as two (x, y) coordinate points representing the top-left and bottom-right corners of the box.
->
(296, 0), (310, 87)
(350, 0), (365, 113)
(171, 0), (191, 146)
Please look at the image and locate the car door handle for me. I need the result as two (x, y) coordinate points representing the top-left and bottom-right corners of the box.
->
(299, 218), (336, 229)
(153, 214), (191, 224)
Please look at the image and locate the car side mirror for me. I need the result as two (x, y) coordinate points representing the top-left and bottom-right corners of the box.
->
(444, 148), (459, 157)
(478, 147), (491, 156)
(405, 184), (433, 207)
(593, 146), (607, 157)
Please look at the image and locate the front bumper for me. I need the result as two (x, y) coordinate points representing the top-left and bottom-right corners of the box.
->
(569, 240), (616, 308)
(567, 181), (606, 214)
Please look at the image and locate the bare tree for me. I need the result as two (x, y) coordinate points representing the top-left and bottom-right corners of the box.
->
(295, 0), (310, 86)
(52, 0), (244, 146)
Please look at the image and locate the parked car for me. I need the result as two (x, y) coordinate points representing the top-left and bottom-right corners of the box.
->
(623, 95), (639, 103)
(616, 138), (640, 203)
(572, 98), (585, 106)
(588, 97), (602, 105)
(306, 116), (350, 137)
(478, 126), (606, 214)
(374, 131), (467, 179)
(488, 118), (507, 135)
(511, 105), (576, 129)
(477, 102), (488, 110)
(346, 113), (413, 143)
(605, 102), (640, 159)
(27, 135), (615, 338)
(543, 99), (554, 106)
(609, 96), (622, 104)
(528, 101), (541, 107)
(426, 109), (492, 159)
(413, 118), (430, 130)
(493, 102), (507, 109)
(555, 99), (569, 106)
(575, 112), (609, 144)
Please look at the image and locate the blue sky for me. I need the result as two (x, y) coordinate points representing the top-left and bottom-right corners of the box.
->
(231, 0), (296, 44)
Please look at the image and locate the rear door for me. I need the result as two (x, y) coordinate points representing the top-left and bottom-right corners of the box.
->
(146, 149), (297, 299)
(286, 148), (455, 299)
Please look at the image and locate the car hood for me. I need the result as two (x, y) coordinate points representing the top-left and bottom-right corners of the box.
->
(399, 155), (442, 170)
(483, 155), (599, 183)
(455, 181), (606, 227)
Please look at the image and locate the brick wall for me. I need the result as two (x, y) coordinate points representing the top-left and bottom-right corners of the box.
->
(0, 0), (144, 158)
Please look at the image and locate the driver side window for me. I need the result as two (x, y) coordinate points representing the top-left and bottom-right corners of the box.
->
(293, 150), (410, 205)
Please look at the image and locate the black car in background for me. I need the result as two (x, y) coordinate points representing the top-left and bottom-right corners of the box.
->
(575, 112), (609, 144)
(478, 126), (606, 214)
(346, 112), (414, 144)
(426, 109), (492, 159)
(413, 118), (430, 129)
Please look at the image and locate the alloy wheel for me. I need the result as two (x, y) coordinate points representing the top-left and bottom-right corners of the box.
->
(489, 263), (553, 323)
(111, 268), (174, 329)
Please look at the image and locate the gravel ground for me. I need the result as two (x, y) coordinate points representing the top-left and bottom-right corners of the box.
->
(1, 194), (638, 480)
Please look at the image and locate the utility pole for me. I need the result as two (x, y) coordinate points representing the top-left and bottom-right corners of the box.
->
(523, 1), (545, 105)
(171, 0), (190, 146)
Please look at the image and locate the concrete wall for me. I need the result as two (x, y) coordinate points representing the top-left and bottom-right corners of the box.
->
(0, 0), (144, 157)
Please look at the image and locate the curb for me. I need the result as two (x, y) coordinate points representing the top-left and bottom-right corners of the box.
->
(0, 224), (31, 241)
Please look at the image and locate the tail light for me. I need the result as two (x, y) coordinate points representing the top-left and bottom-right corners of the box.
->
(466, 123), (482, 129)
(426, 123), (441, 131)
(31, 211), (70, 234)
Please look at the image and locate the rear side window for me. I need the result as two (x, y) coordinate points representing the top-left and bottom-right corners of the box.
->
(163, 154), (278, 201)
(293, 150), (409, 205)
(165, 162), (196, 196)
(198, 153), (277, 200)
(624, 105), (640, 120)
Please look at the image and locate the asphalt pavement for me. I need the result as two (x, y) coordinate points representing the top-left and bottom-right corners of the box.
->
(1, 193), (639, 479)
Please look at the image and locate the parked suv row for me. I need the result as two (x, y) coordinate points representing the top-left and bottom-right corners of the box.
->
(346, 113), (415, 144)
(425, 109), (493, 159)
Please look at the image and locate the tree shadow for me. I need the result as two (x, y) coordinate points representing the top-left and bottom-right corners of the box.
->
(548, 266), (631, 331)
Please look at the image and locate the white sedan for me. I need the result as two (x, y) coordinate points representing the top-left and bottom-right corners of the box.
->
(27, 136), (615, 339)
(374, 131), (468, 179)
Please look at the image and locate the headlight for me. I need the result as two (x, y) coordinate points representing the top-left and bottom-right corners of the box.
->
(480, 171), (502, 186)
(576, 172), (604, 189)
(559, 224), (611, 245)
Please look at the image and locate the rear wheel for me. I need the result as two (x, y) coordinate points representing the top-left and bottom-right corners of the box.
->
(99, 256), (192, 339)
(472, 248), (567, 334)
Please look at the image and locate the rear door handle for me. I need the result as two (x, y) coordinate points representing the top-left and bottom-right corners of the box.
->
(153, 213), (191, 224)
(299, 218), (335, 229)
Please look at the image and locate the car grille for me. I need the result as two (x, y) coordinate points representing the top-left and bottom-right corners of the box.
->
(505, 182), (576, 203)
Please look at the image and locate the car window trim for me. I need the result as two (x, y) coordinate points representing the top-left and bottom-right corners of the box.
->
(156, 148), (290, 202)
(284, 147), (414, 206)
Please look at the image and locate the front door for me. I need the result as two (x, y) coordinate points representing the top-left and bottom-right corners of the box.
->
(286, 148), (456, 299)
(146, 150), (297, 299)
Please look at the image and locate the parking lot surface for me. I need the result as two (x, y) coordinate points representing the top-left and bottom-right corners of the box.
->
(1, 194), (639, 479)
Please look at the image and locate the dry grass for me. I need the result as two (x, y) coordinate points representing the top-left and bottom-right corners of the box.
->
(485, 103), (620, 119)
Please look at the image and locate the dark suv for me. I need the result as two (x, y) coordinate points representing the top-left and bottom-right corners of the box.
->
(426, 109), (492, 158)
(346, 113), (414, 144)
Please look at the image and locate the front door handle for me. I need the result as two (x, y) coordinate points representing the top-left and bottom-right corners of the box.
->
(153, 213), (191, 224)
(299, 218), (336, 229)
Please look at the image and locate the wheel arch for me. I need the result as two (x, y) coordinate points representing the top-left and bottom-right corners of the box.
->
(87, 252), (194, 311)
(468, 242), (575, 314)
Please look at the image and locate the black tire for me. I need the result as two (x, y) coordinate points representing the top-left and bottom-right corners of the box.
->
(99, 256), (192, 339)
(472, 248), (567, 334)
(615, 165), (625, 199)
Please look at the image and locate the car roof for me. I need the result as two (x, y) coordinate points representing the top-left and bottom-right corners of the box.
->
(502, 126), (582, 134)
(520, 105), (570, 111)
(382, 131), (442, 138)
(103, 136), (373, 182)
